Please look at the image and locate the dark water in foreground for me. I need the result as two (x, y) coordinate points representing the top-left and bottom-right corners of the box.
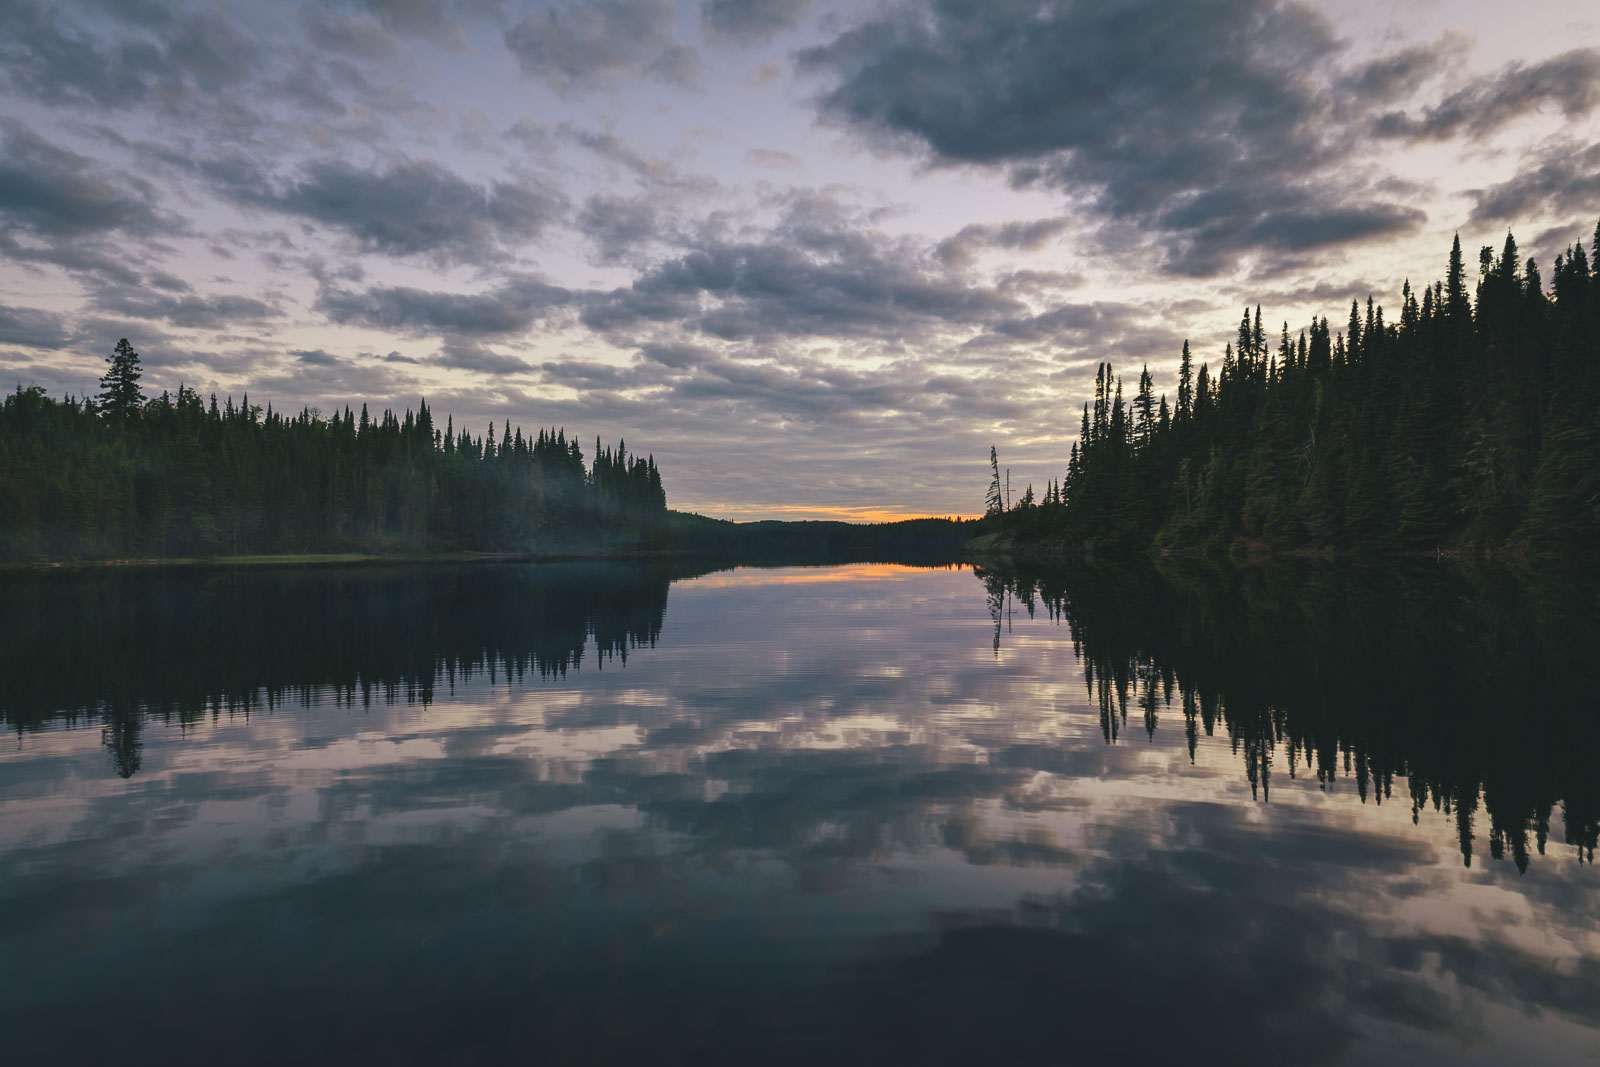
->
(1, 560), (1597, 1066)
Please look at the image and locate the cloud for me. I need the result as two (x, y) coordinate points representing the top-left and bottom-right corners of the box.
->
(799, 0), (1433, 275)
(229, 159), (562, 264)
(576, 193), (660, 264)
(936, 218), (1071, 269)
(581, 190), (1025, 342)
(297, 6), (402, 61)
(537, 357), (638, 390)
(434, 341), (533, 375)
(248, 343), (426, 396)
(0, 303), (73, 350)
(342, 0), (469, 50)
(637, 341), (718, 370)
(1334, 40), (1459, 105)
(0, 0), (258, 111)
(316, 275), (575, 337)
(1372, 48), (1600, 142)
(0, 119), (170, 239)
(290, 347), (341, 366)
(1469, 140), (1600, 224)
(504, 0), (703, 92)
(88, 282), (283, 331)
(745, 148), (803, 170)
(700, 0), (813, 45)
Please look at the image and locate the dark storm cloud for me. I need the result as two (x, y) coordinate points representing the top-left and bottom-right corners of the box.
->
(504, 0), (703, 92)
(799, 0), (1438, 274)
(0, 304), (73, 350)
(0, 120), (171, 239)
(230, 160), (562, 264)
(316, 276), (575, 337)
(935, 218), (1071, 269)
(1372, 48), (1600, 142)
(1468, 141), (1600, 224)
(700, 0), (813, 45)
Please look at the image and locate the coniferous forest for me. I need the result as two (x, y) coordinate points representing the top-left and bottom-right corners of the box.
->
(0, 347), (668, 561)
(982, 224), (1600, 556)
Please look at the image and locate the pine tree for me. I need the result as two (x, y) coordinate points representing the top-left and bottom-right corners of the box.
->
(99, 338), (143, 420)
(1009, 228), (1597, 556)
(1176, 341), (1194, 422)
(986, 446), (1004, 516)
(1134, 364), (1156, 445)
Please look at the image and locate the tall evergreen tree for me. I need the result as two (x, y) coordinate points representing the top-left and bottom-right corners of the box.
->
(98, 338), (144, 420)
(985, 225), (1600, 556)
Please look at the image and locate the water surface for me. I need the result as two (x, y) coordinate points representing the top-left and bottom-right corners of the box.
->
(2, 560), (1596, 1065)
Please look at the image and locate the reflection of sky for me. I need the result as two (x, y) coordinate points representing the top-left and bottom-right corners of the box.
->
(1, 564), (1597, 1065)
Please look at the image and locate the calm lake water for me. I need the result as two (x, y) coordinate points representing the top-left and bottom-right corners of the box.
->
(2, 559), (1597, 1065)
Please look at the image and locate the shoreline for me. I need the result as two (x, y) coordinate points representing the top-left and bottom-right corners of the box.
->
(959, 530), (1588, 569)
(0, 547), (681, 573)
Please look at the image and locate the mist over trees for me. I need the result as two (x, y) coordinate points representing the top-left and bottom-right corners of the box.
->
(985, 223), (1600, 555)
(0, 342), (668, 561)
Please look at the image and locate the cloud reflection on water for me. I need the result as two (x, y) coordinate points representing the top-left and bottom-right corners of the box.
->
(0, 561), (1596, 1065)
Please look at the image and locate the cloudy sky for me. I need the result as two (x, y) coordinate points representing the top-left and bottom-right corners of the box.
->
(3, 0), (1599, 519)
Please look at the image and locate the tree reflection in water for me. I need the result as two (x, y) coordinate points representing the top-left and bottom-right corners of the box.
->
(977, 560), (1600, 870)
(1, 560), (1597, 1065)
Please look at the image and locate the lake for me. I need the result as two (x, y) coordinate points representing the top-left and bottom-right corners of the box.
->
(2, 559), (1597, 1065)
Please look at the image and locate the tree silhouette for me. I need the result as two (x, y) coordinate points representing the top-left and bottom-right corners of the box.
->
(98, 338), (143, 420)
(986, 446), (1004, 516)
(980, 222), (1600, 556)
(0, 381), (672, 561)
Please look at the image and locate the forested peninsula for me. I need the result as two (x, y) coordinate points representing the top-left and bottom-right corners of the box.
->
(0, 344), (977, 565)
(0, 343), (668, 562)
(976, 224), (1600, 558)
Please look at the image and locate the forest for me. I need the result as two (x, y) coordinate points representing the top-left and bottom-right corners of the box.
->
(982, 222), (1600, 556)
(0, 341), (668, 561)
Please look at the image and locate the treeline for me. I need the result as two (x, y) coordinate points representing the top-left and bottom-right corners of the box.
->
(986, 223), (1600, 554)
(978, 560), (1600, 870)
(669, 512), (979, 563)
(0, 358), (668, 561)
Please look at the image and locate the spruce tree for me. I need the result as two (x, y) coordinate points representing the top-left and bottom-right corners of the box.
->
(98, 338), (144, 420)
(986, 446), (1004, 516)
(1176, 341), (1194, 422)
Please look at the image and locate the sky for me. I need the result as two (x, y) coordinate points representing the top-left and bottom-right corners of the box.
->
(2, 0), (1599, 520)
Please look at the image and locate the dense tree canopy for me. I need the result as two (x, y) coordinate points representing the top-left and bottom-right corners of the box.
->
(0, 371), (668, 561)
(986, 223), (1600, 555)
